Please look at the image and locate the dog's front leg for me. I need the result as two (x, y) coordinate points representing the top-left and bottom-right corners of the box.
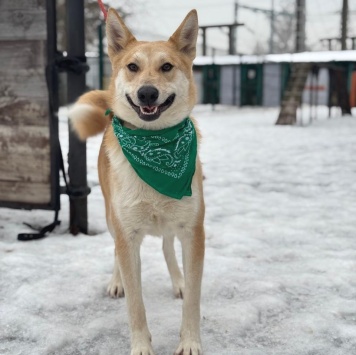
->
(175, 224), (205, 355)
(114, 227), (154, 355)
(162, 235), (185, 298)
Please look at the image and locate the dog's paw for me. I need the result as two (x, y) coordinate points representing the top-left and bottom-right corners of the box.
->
(131, 345), (155, 355)
(174, 339), (202, 355)
(107, 279), (124, 298)
(173, 278), (185, 299)
(131, 337), (155, 355)
(174, 341), (202, 355)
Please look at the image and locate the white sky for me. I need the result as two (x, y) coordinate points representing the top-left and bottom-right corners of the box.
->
(118, 0), (356, 55)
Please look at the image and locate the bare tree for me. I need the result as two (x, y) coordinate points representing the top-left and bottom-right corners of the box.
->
(253, 40), (268, 55)
(252, 0), (296, 55)
(272, 0), (296, 53)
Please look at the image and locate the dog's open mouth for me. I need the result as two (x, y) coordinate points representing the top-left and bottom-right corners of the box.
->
(126, 94), (176, 121)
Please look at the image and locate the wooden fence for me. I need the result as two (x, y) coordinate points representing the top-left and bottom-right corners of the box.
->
(0, 0), (59, 210)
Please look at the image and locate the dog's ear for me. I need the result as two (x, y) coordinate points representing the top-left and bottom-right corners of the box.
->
(106, 8), (136, 58)
(169, 9), (198, 60)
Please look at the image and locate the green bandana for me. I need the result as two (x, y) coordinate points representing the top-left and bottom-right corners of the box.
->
(111, 116), (198, 199)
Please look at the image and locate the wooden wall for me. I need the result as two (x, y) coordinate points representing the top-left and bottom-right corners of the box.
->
(0, 0), (52, 206)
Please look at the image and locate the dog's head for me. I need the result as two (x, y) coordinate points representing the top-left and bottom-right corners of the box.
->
(106, 9), (198, 130)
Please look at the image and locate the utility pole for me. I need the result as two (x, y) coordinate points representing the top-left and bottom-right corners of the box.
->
(295, 0), (306, 52)
(341, 0), (348, 50)
(234, 0), (239, 54)
(270, 0), (275, 54)
(320, 1), (350, 51)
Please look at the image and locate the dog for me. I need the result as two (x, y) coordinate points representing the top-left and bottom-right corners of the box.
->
(69, 8), (205, 355)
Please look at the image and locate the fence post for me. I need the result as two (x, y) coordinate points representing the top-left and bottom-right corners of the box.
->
(98, 22), (104, 90)
(66, 0), (89, 234)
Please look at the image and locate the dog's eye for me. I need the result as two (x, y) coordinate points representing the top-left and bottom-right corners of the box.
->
(127, 63), (139, 72)
(161, 63), (173, 72)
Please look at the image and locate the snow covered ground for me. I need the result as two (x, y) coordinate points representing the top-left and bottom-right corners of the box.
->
(1, 105), (356, 355)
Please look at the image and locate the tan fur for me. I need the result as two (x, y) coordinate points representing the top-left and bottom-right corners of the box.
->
(69, 9), (205, 355)
(68, 90), (111, 140)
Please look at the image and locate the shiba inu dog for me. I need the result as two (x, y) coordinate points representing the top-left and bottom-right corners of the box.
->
(69, 8), (205, 355)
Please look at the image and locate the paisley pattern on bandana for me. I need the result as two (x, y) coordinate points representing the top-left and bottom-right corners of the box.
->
(112, 116), (197, 199)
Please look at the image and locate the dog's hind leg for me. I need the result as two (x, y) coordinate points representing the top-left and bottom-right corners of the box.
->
(175, 224), (205, 355)
(162, 236), (185, 298)
(107, 249), (125, 298)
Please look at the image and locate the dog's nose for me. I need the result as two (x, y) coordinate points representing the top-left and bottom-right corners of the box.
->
(137, 86), (159, 106)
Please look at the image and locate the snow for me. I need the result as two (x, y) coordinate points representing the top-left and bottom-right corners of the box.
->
(194, 50), (356, 65)
(1, 105), (356, 355)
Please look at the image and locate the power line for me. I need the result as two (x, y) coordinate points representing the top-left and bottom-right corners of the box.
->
(156, 2), (232, 11)
(237, 2), (293, 17)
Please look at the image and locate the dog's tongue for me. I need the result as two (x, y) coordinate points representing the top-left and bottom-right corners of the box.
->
(141, 106), (158, 115)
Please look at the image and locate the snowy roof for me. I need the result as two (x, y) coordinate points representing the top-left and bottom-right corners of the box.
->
(194, 50), (356, 65)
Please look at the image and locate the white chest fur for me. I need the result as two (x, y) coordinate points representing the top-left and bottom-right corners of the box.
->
(106, 139), (201, 239)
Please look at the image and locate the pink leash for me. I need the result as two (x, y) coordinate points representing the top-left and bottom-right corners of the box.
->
(97, 0), (108, 20)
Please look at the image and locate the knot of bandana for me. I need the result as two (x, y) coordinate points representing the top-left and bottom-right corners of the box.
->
(111, 116), (198, 199)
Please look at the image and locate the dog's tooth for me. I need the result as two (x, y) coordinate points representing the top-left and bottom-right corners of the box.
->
(139, 106), (158, 115)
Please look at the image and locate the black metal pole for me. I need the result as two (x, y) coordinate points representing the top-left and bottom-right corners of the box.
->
(46, 0), (60, 212)
(232, 65), (237, 106)
(66, 0), (88, 235)
(315, 69), (319, 120)
(309, 73), (313, 124)
(202, 28), (207, 56)
(98, 22), (104, 90)
(228, 26), (234, 55)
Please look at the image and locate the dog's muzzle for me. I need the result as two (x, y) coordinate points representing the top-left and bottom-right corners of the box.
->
(126, 86), (175, 122)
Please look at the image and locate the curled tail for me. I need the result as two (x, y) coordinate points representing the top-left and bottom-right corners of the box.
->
(69, 90), (111, 140)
